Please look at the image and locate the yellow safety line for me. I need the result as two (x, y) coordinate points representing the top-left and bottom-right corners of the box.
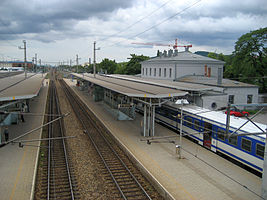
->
(9, 147), (28, 200)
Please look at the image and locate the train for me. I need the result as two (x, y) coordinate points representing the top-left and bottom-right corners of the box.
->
(137, 102), (266, 175)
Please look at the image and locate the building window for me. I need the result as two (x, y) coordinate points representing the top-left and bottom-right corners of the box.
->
(142, 68), (144, 75)
(169, 68), (172, 78)
(241, 138), (251, 152)
(146, 68), (148, 75)
(149, 68), (152, 76)
(164, 68), (166, 77)
(228, 95), (234, 104)
(229, 135), (238, 146)
(159, 68), (161, 77)
(256, 143), (264, 158)
(247, 95), (253, 104)
(154, 68), (156, 76)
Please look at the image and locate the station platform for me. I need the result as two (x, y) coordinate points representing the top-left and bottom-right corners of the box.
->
(0, 81), (48, 200)
(64, 78), (262, 200)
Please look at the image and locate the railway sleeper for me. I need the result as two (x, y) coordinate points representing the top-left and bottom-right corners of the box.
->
(112, 171), (129, 176)
(49, 193), (73, 199)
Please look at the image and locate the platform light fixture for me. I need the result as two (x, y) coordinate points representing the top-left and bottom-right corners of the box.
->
(175, 99), (189, 159)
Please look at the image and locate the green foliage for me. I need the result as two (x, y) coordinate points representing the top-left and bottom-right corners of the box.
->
(114, 62), (127, 74)
(99, 58), (117, 74)
(124, 54), (150, 75)
(232, 27), (267, 92)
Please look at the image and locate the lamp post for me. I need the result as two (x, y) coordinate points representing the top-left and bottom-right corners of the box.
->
(175, 99), (189, 159)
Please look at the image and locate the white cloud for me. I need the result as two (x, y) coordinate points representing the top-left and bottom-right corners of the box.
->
(0, 0), (266, 63)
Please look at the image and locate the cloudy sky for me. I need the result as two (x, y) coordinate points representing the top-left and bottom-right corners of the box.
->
(0, 0), (266, 65)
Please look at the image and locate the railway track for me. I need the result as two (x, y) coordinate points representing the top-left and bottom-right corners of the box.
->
(40, 79), (76, 200)
(59, 79), (161, 200)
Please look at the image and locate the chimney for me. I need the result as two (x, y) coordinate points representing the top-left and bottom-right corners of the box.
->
(174, 49), (178, 56)
(163, 50), (167, 57)
(168, 49), (173, 57)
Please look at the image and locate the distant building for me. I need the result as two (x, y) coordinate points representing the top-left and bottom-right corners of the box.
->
(0, 61), (33, 70)
(140, 50), (258, 110)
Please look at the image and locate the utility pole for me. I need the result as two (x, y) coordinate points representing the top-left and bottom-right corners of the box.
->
(35, 53), (37, 72)
(18, 40), (27, 78)
(39, 59), (42, 77)
(76, 54), (81, 73)
(93, 41), (100, 77)
(32, 57), (34, 72)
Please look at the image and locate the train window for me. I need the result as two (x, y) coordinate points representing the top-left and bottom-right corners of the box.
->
(194, 120), (200, 130)
(241, 138), (251, 152)
(217, 128), (225, 141)
(186, 117), (193, 128)
(256, 143), (264, 158)
(229, 135), (238, 146)
(168, 109), (177, 119)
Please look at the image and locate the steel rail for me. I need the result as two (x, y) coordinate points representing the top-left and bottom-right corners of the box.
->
(47, 80), (53, 200)
(46, 79), (75, 200)
(54, 80), (75, 200)
(60, 80), (152, 200)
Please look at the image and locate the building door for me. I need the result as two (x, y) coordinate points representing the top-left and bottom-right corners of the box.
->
(203, 122), (212, 149)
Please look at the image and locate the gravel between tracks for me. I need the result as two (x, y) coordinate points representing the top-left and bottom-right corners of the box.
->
(56, 81), (120, 199)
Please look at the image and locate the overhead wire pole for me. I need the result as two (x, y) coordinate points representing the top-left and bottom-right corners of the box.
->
(39, 59), (42, 77)
(18, 40), (27, 78)
(76, 54), (81, 73)
(35, 53), (37, 72)
(93, 41), (100, 77)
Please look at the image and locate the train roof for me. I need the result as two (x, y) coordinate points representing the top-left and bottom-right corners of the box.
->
(166, 103), (267, 138)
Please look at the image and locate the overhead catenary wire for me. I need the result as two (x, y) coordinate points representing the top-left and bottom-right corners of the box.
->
(103, 0), (202, 49)
(97, 0), (173, 44)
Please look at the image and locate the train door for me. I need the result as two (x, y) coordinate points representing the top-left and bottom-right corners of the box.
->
(203, 122), (212, 149)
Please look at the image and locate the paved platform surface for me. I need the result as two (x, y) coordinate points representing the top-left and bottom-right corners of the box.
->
(0, 73), (46, 101)
(0, 82), (48, 200)
(65, 78), (263, 200)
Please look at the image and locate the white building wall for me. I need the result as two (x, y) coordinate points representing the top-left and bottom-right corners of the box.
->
(141, 62), (222, 80)
(0, 62), (12, 68)
(202, 94), (228, 110)
(142, 63), (175, 80)
(225, 87), (259, 108)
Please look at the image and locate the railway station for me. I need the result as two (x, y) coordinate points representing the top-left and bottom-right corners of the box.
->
(72, 72), (188, 136)
(63, 76), (263, 200)
(0, 71), (266, 200)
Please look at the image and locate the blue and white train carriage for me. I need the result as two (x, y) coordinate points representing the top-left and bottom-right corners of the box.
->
(155, 102), (267, 174)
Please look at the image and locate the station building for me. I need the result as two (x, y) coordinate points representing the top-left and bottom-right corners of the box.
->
(140, 50), (259, 110)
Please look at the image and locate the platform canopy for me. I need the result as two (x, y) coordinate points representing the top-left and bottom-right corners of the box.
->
(72, 73), (188, 99)
(0, 73), (46, 101)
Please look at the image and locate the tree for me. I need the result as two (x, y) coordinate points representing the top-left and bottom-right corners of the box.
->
(114, 62), (127, 74)
(99, 58), (117, 74)
(125, 54), (150, 75)
(232, 27), (267, 92)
